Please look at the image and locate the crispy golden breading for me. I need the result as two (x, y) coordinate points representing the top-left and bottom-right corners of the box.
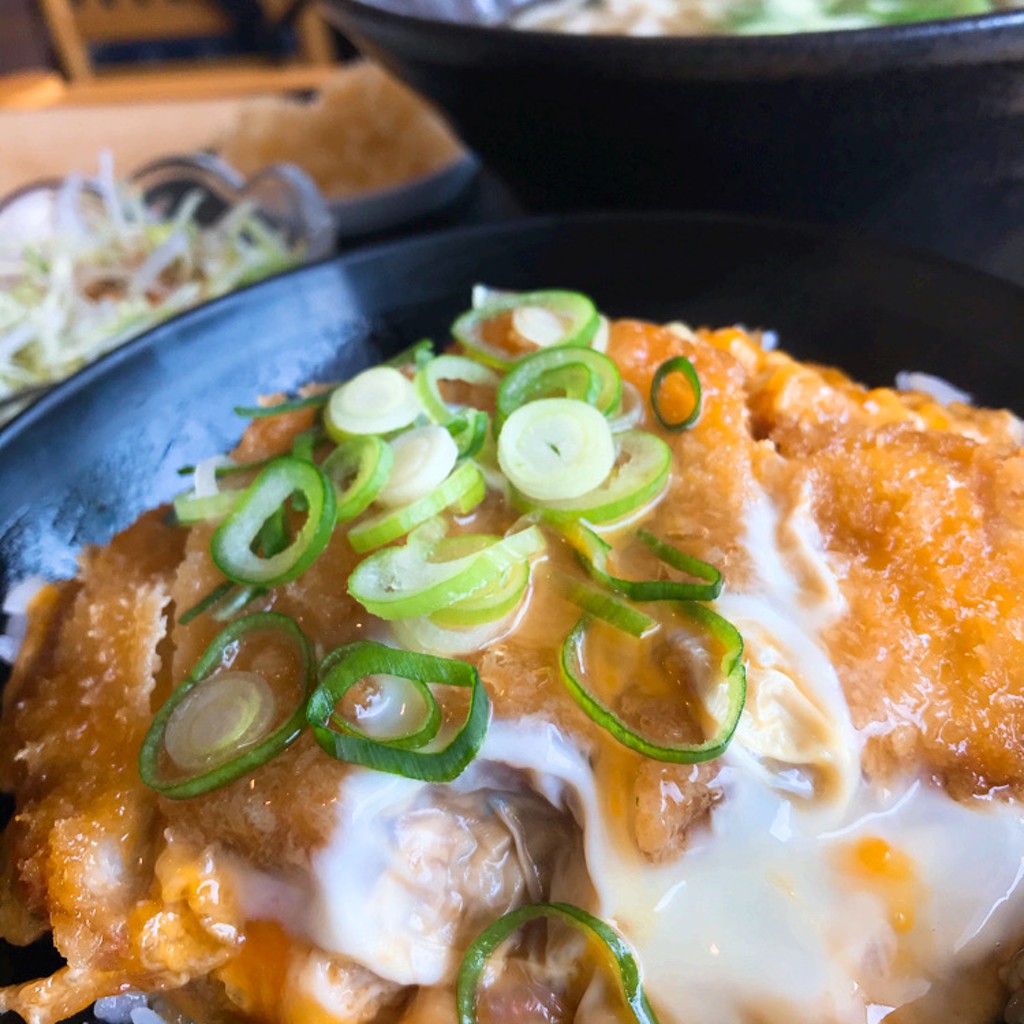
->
(0, 513), (201, 1022)
(3, 318), (1024, 1023)
(609, 320), (1024, 795)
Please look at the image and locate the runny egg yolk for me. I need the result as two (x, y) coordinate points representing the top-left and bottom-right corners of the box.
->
(844, 836), (917, 935)
(215, 921), (292, 1023)
(215, 921), (352, 1024)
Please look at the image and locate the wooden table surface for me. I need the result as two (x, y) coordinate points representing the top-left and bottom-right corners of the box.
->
(0, 97), (246, 194)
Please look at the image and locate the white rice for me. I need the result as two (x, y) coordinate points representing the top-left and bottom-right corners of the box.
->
(93, 994), (148, 1024)
(130, 1007), (169, 1024)
(0, 576), (46, 665)
(894, 370), (973, 406)
(2, 576), (45, 615)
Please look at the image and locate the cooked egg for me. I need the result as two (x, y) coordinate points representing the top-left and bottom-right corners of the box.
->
(5, 309), (1024, 1024)
(215, 481), (1024, 1024)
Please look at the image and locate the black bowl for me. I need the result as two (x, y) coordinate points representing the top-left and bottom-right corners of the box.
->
(322, 1), (1024, 276)
(3, 211), (1024, 590)
(3, 212), (1024, 1008)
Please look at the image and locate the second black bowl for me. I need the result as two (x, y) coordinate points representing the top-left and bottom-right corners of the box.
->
(323, 2), (1024, 275)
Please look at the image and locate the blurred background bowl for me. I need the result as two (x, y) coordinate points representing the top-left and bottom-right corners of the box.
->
(0, 152), (333, 423)
(322, 1), (1024, 274)
(0, 151), (334, 263)
(331, 152), (480, 238)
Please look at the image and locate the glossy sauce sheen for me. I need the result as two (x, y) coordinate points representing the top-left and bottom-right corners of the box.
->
(2, 319), (1024, 1024)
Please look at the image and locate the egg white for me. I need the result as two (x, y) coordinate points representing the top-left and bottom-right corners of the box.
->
(226, 477), (1024, 1023)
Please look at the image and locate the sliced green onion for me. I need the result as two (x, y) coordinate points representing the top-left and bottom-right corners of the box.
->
(635, 531), (721, 598)
(178, 580), (235, 626)
(291, 428), (322, 463)
(559, 575), (656, 637)
(453, 290), (600, 370)
(384, 337), (435, 369)
(498, 398), (615, 502)
(446, 409), (490, 459)
(452, 464), (487, 514)
(650, 356), (702, 432)
(257, 503), (290, 559)
(564, 523), (722, 602)
(317, 646), (442, 749)
(430, 535), (530, 628)
(176, 456), (274, 479)
(348, 525), (544, 620)
(325, 366), (421, 439)
(470, 284), (516, 309)
(308, 642), (489, 782)
(179, 583), (267, 627)
(497, 346), (622, 426)
(173, 488), (241, 525)
(210, 584), (267, 622)
(322, 435), (393, 524)
(414, 354), (501, 425)
(234, 392), (330, 419)
(347, 460), (485, 554)
(521, 430), (670, 525)
(511, 304), (569, 347)
(377, 426), (458, 508)
(457, 902), (660, 1024)
(393, 613), (515, 657)
(561, 608), (745, 763)
(163, 671), (276, 771)
(608, 381), (646, 433)
(210, 456), (336, 587)
(140, 612), (314, 798)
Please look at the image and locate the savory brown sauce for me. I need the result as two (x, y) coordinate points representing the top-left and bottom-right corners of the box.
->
(3, 316), (1024, 1024)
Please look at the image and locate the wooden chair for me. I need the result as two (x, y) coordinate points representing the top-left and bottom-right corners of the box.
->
(37, 0), (336, 103)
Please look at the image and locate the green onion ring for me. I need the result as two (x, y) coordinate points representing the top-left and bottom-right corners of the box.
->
(178, 580), (235, 626)
(321, 435), (394, 524)
(210, 456), (336, 587)
(176, 456), (274, 479)
(173, 488), (241, 526)
(565, 523), (722, 602)
(522, 430), (670, 525)
(291, 428), (322, 463)
(560, 608), (746, 763)
(210, 584), (267, 622)
(317, 644), (442, 750)
(348, 525), (544, 620)
(385, 338), (436, 369)
(308, 642), (489, 782)
(257, 503), (290, 558)
(446, 409), (491, 459)
(415, 353), (501, 425)
(650, 356), (702, 432)
(140, 612), (315, 798)
(233, 393), (330, 419)
(431, 554), (530, 628)
(456, 902), (661, 1024)
(347, 460), (485, 554)
(559, 575), (656, 638)
(453, 290), (600, 370)
(496, 346), (622, 429)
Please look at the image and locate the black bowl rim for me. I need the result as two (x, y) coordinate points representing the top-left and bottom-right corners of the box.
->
(4, 208), (1024, 461)
(325, 0), (1024, 76)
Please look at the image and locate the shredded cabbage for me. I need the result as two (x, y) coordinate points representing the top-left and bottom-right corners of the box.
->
(0, 163), (302, 423)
